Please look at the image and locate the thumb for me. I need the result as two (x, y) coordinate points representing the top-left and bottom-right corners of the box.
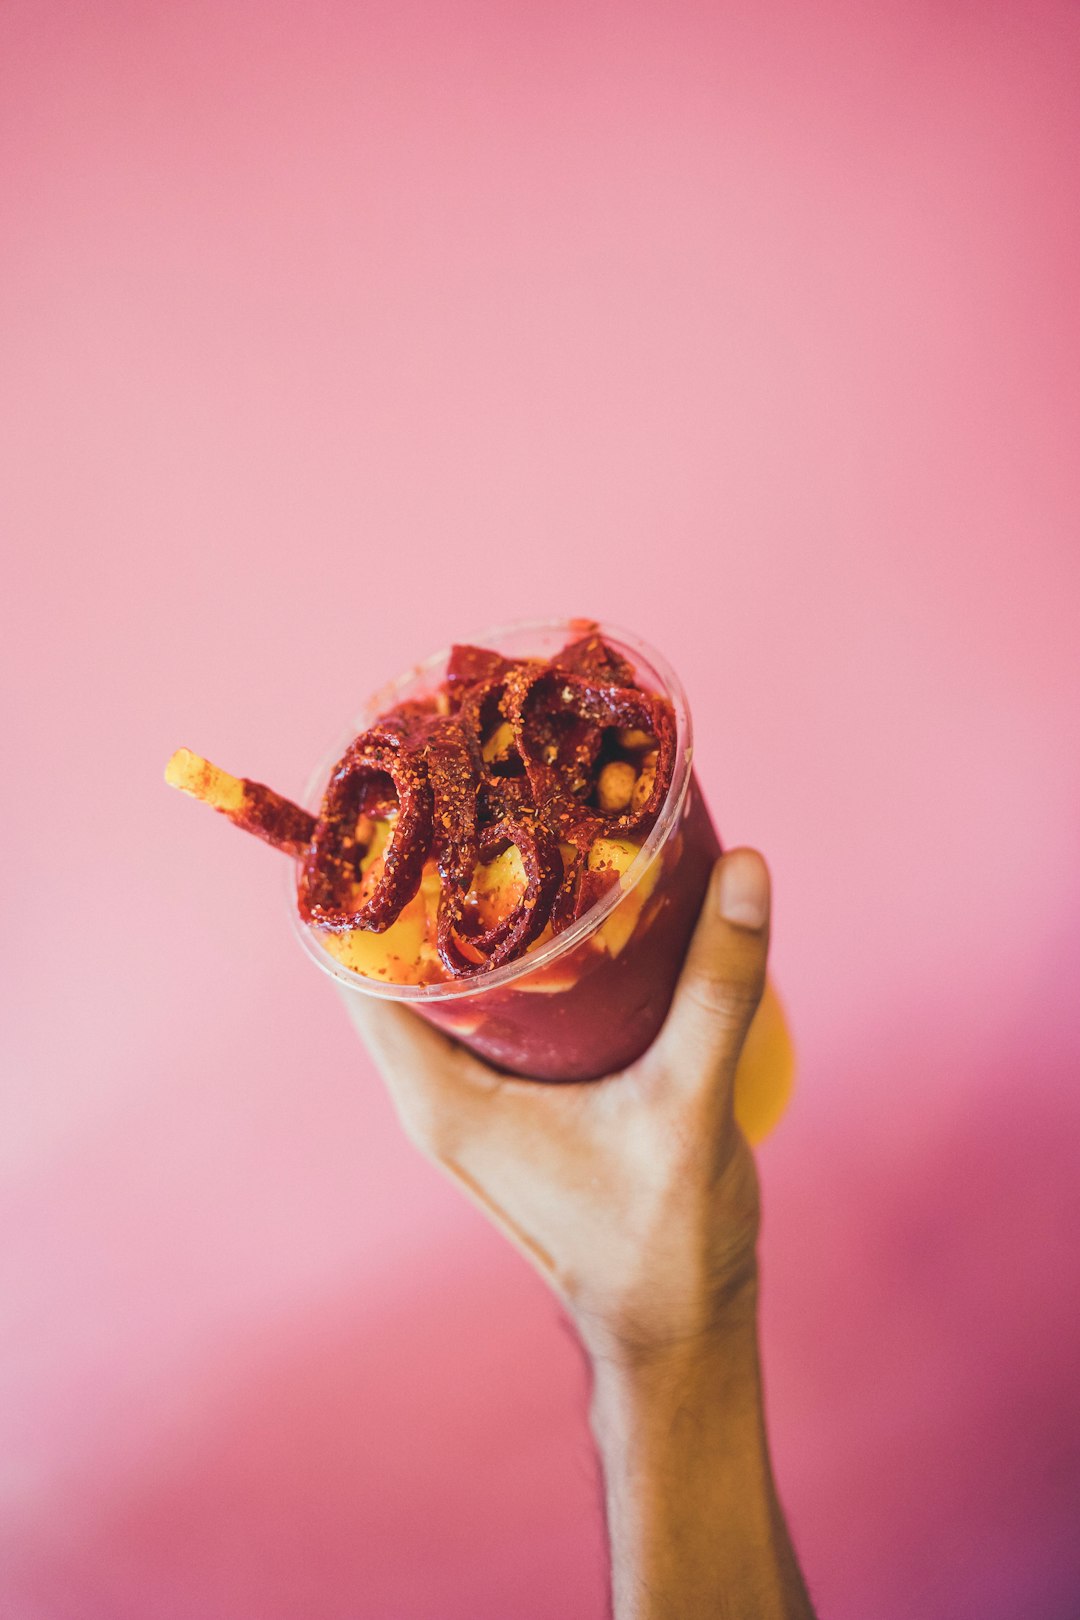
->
(649, 848), (771, 1095)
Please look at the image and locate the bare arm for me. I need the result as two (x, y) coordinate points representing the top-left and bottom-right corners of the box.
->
(342, 849), (816, 1619)
(590, 1289), (813, 1618)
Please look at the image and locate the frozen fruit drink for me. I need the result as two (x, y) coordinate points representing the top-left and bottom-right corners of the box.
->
(291, 620), (791, 1114)
(167, 618), (793, 1131)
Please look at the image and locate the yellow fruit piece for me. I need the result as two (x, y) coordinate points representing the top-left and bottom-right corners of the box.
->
(584, 837), (661, 957)
(512, 960), (584, 994)
(733, 979), (795, 1144)
(471, 843), (527, 928)
(359, 817), (392, 873)
(587, 836), (639, 876)
(319, 890), (428, 982)
(598, 897), (640, 958)
(482, 721), (516, 763)
(598, 861), (660, 956)
(420, 862), (443, 924)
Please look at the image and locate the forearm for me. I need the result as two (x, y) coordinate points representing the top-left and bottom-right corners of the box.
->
(587, 1284), (815, 1620)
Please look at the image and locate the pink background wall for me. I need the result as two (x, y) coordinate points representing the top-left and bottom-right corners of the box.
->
(3, 2), (1079, 1616)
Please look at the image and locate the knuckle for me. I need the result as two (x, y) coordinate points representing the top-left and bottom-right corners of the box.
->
(681, 961), (764, 1027)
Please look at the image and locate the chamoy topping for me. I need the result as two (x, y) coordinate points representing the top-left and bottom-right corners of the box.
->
(166, 627), (677, 981)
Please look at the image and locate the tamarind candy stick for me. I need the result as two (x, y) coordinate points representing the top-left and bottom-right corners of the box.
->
(165, 747), (316, 856)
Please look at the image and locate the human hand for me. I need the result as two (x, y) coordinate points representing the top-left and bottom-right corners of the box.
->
(341, 848), (772, 1366)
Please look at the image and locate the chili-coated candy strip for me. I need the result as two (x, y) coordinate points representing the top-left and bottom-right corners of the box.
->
(572, 862), (623, 921)
(546, 803), (604, 853)
(298, 728), (433, 932)
(556, 631), (636, 688)
(422, 716), (481, 891)
(165, 749), (316, 856)
(238, 782), (318, 855)
(477, 773), (532, 826)
(506, 694), (604, 806)
(457, 670), (523, 783)
(436, 815), (562, 976)
(377, 695), (443, 736)
(548, 839), (587, 935)
(507, 670), (676, 836)
(446, 644), (512, 696)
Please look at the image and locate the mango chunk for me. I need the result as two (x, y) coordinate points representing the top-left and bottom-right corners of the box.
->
(471, 843), (527, 928)
(319, 890), (428, 982)
(583, 837), (661, 957)
(587, 836), (639, 877)
(482, 721), (516, 763)
(597, 857), (660, 956)
(359, 817), (392, 873)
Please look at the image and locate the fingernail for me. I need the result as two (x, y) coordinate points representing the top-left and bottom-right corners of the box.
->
(716, 851), (769, 930)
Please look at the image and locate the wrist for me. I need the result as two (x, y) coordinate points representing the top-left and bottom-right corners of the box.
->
(573, 1256), (761, 1385)
(585, 1274), (761, 1428)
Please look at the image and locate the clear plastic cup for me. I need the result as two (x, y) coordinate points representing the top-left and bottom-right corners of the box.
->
(290, 619), (793, 1123)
